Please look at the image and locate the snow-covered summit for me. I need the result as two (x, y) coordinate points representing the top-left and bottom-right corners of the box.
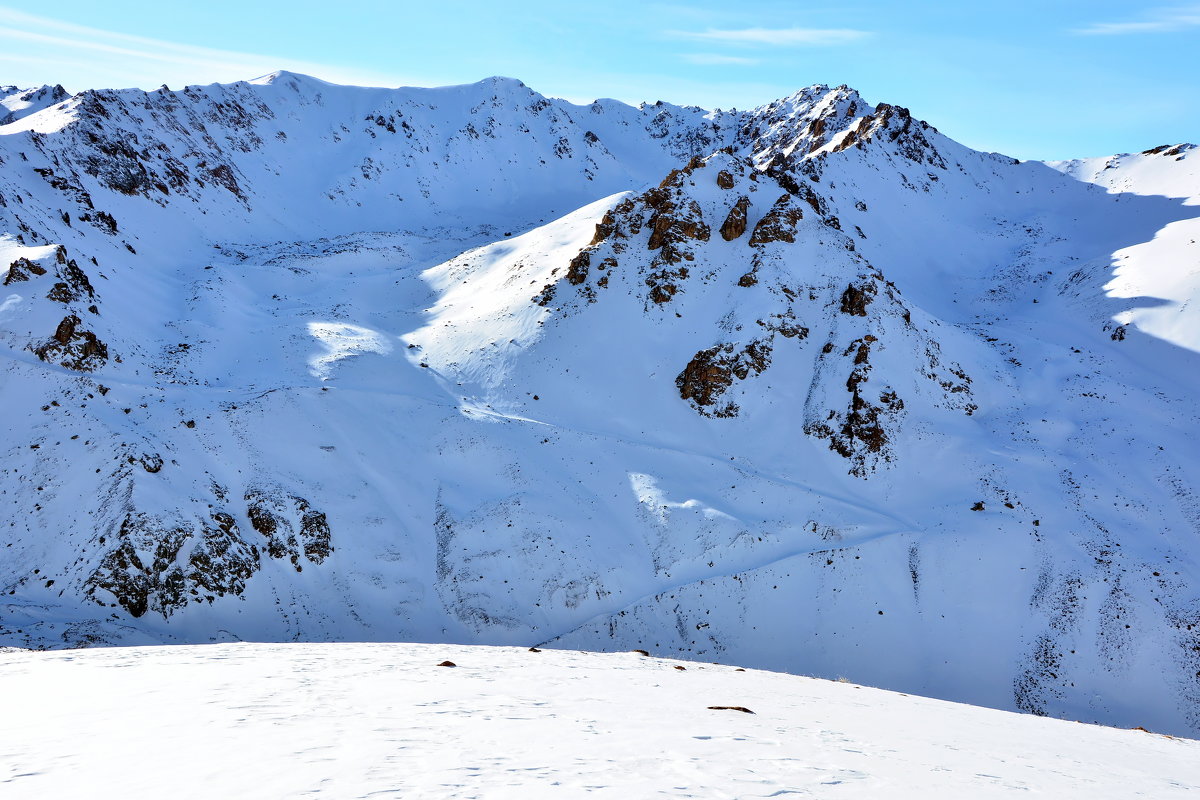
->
(0, 83), (69, 126)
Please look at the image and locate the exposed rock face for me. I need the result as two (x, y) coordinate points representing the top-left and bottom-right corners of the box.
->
(643, 159), (714, 265)
(245, 489), (334, 571)
(81, 486), (334, 619)
(34, 314), (108, 371)
(590, 207), (623, 246)
(85, 511), (260, 619)
(804, 336), (904, 477)
(756, 309), (808, 339)
(739, 84), (869, 162)
(296, 498), (333, 564)
(3, 257), (47, 284)
(839, 282), (876, 316)
(82, 135), (154, 196)
(644, 190), (710, 262)
(44, 248), (96, 303)
(831, 102), (948, 168)
(676, 339), (773, 417)
(748, 195), (805, 246)
(207, 163), (245, 200)
(720, 196), (750, 241)
(1141, 143), (1194, 158)
(566, 250), (591, 285)
(538, 152), (784, 310)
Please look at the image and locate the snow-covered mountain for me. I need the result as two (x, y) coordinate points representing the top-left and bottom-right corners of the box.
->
(0, 84), (69, 126)
(2, 71), (1199, 736)
(6, 642), (1198, 798)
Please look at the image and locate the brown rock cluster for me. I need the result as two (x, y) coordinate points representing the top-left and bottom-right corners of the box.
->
(749, 195), (804, 246)
(676, 339), (773, 418)
(3, 257), (47, 284)
(720, 196), (750, 242)
(34, 314), (109, 371)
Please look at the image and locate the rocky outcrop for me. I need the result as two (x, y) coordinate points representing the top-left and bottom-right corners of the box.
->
(85, 510), (260, 619)
(46, 260), (96, 303)
(756, 309), (808, 339)
(831, 102), (947, 168)
(81, 487), (334, 620)
(3, 257), (47, 284)
(738, 84), (868, 163)
(1141, 143), (1194, 158)
(748, 195), (804, 246)
(206, 163), (245, 199)
(804, 335), (904, 477)
(719, 196), (750, 241)
(245, 489), (334, 571)
(676, 339), (773, 418)
(566, 250), (591, 285)
(40, 246), (97, 304)
(295, 497), (333, 564)
(839, 282), (875, 316)
(80, 134), (154, 196)
(644, 189), (710, 263)
(33, 314), (108, 371)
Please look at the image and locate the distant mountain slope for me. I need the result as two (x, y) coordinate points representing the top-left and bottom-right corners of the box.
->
(2, 72), (1199, 737)
(0, 84), (69, 125)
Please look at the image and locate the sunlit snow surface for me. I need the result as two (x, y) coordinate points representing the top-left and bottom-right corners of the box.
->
(307, 322), (394, 380)
(3, 642), (1198, 799)
(1049, 147), (1200, 353)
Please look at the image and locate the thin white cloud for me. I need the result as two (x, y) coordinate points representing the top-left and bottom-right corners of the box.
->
(1074, 5), (1200, 35)
(680, 53), (760, 66)
(671, 26), (871, 47)
(0, 7), (418, 90)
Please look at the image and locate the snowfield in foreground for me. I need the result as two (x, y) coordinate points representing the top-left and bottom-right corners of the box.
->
(2, 643), (1197, 798)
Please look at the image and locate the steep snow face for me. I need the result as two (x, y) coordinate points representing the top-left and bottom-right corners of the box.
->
(1048, 144), (1200, 352)
(5, 643), (1198, 798)
(1, 73), (1200, 737)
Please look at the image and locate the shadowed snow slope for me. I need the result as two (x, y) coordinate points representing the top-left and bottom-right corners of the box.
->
(3, 642), (1198, 799)
(2, 73), (1200, 737)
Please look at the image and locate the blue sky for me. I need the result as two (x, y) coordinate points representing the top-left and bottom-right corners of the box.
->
(0, 1), (1195, 160)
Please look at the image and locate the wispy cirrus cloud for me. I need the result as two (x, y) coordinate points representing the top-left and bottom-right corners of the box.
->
(1073, 5), (1200, 35)
(0, 7), (416, 90)
(670, 27), (872, 47)
(679, 53), (760, 66)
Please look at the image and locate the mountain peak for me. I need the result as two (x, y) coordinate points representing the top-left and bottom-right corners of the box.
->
(0, 83), (71, 125)
(476, 75), (527, 90)
(248, 70), (342, 89)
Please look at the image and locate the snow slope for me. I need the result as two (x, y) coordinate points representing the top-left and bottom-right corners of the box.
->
(1048, 144), (1200, 352)
(0, 84), (69, 126)
(1, 72), (1200, 737)
(4, 642), (1198, 799)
